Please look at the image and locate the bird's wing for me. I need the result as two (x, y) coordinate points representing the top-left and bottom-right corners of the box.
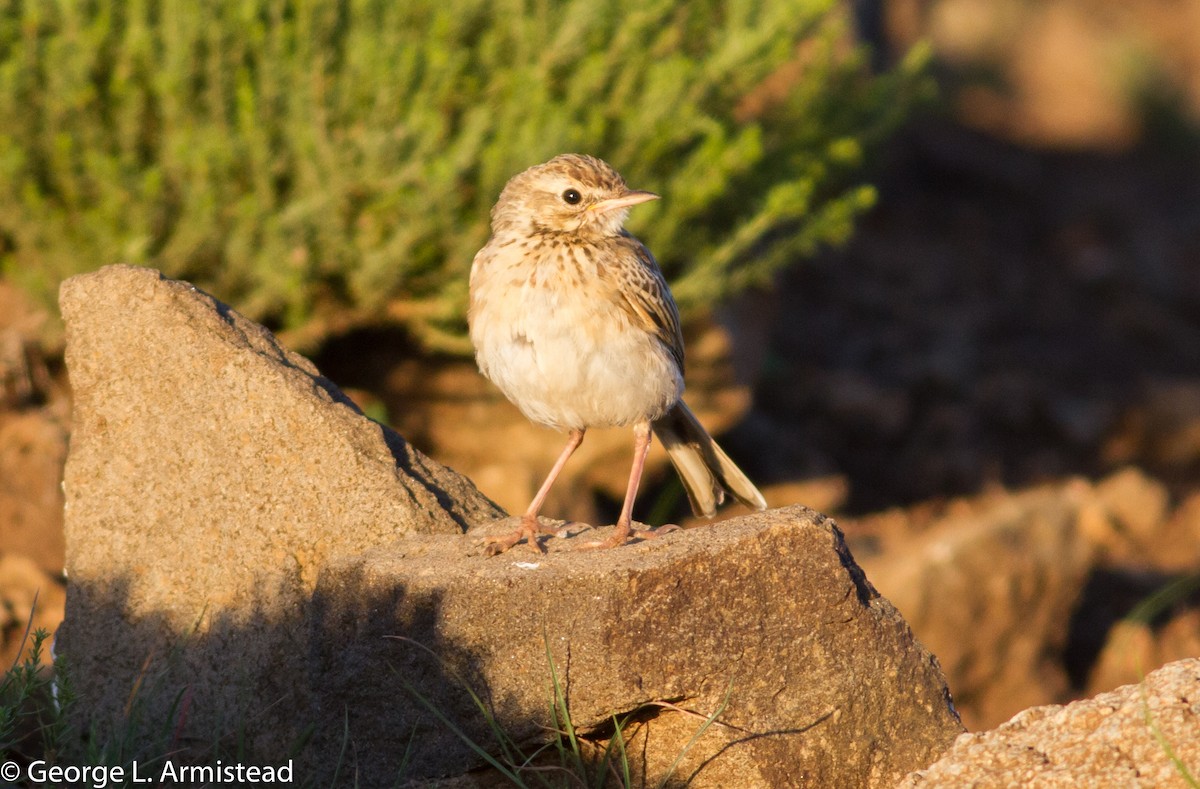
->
(613, 235), (686, 373)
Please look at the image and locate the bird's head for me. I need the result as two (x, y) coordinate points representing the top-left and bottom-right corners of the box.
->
(490, 154), (659, 240)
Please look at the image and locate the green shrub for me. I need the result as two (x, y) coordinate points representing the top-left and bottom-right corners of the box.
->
(0, 0), (929, 352)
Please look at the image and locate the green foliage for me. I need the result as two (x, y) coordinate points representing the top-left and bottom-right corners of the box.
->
(0, 627), (69, 762)
(0, 0), (930, 352)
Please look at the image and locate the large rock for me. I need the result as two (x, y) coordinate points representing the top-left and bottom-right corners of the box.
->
(57, 266), (503, 761)
(851, 484), (1097, 730)
(318, 508), (963, 786)
(57, 266), (961, 786)
(898, 658), (1200, 787)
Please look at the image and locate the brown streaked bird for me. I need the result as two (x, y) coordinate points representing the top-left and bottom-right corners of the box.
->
(469, 153), (767, 555)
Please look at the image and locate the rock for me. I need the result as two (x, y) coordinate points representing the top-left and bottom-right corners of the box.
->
(56, 266), (961, 786)
(0, 411), (67, 574)
(0, 280), (53, 408)
(56, 266), (503, 762)
(898, 658), (1200, 788)
(1095, 466), (1171, 546)
(0, 281), (70, 664)
(316, 508), (962, 786)
(1079, 467), (1200, 570)
(0, 281), (68, 576)
(1162, 493), (1200, 569)
(1087, 611), (1200, 698)
(0, 553), (65, 667)
(853, 483), (1097, 731)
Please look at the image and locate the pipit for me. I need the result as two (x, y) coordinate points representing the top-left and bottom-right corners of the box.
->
(469, 153), (767, 554)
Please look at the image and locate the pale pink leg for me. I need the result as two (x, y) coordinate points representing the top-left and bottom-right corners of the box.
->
(485, 428), (585, 556)
(589, 421), (670, 549)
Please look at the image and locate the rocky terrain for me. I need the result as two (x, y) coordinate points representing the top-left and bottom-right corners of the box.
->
(27, 264), (1195, 787)
(1, 0), (1199, 783)
(56, 267), (962, 787)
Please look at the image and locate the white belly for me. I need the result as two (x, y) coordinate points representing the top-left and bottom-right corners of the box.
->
(472, 280), (683, 431)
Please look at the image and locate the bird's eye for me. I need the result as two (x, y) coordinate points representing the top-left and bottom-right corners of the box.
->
(562, 189), (582, 205)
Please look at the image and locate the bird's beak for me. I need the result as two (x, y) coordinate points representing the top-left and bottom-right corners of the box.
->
(588, 190), (660, 213)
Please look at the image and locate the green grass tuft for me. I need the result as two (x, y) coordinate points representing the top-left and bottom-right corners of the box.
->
(389, 633), (734, 787)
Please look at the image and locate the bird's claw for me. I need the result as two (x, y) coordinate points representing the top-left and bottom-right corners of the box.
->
(479, 516), (557, 557)
(481, 531), (544, 557)
(579, 522), (680, 550)
(633, 523), (680, 540)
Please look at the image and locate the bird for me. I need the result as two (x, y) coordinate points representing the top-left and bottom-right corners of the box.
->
(468, 153), (767, 555)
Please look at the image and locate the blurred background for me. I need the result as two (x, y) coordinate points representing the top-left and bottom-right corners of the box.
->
(1, 0), (1199, 735)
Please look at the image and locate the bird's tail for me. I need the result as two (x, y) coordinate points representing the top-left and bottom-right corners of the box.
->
(651, 401), (767, 518)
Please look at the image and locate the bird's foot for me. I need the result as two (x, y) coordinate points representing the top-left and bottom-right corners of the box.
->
(481, 516), (544, 557)
(632, 523), (681, 541)
(581, 522), (680, 550)
(479, 516), (584, 556)
(536, 520), (578, 538)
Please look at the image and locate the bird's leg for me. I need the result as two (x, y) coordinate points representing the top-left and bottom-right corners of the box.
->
(589, 420), (676, 549)
(613, 421), (653, 543)
(524, 427), (587, 537)
(484, 428), (585, 556)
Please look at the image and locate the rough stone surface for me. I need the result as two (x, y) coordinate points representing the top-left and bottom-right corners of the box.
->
(56, 266), (962, 786)
(56, 265), (964, 786)
(56, 266), (503, 760)
(898, 658), (1200, 788)
(317, 507), (963, 787)
(852, 484), (1098, 730)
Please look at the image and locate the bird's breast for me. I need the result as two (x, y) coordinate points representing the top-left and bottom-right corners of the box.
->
(469, 240), (682, 430)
